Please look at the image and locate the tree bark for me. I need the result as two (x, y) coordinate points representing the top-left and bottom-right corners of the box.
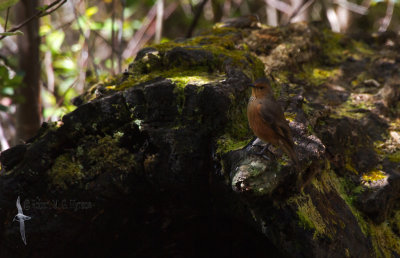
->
(14, 0), (41, 144)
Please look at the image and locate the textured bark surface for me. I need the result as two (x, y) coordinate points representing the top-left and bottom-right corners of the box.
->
(15, 0), (41, 143)
(0, 21), (399, 257)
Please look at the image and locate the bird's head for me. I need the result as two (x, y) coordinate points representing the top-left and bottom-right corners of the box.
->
(249, 77), (273, 98)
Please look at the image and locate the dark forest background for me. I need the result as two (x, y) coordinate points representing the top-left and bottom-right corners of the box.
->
(0, 0), (399, 151)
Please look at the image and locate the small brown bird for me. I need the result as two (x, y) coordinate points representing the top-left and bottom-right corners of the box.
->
(247, 78), (299, 166)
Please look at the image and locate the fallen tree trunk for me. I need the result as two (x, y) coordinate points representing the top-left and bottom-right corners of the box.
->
(0, 21), (399, 257)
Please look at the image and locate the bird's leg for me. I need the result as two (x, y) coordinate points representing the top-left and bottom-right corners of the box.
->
(258, 144), (270, 155)
(254, 143), (273, 160)
(244, 136), (258, 151)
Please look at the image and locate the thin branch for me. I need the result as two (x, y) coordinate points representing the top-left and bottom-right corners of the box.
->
(44, 78), (78, 122)
(0, 119), (10, 151)
(118, 0), (125, 73)
(287, 0), (315, 24)
(4, 7), (10, 31)
(40, 0), (67, 16)
(378, 0), (394, 33)
(0, 0), (67, 40)
(265, 0), (292, 15)
(333, 0), (368, 15)
(265, 0), (278, 26)
(326, 7), (341, 32)
(186, 0), (208, 38)
(72, 2), (99, 79)
(122, 2), (178, 59)
(91, 29), (121, 55)
(111, 0), (116, 75)
(155, 0), (164, 43)
(122, 4), (157, 59)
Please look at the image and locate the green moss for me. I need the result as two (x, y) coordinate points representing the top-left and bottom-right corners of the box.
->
(351, 72), (369, 87)
(388, 151), (400, 162)
(299, 64), (341, 86)
(114, 68), (224, 91)
(350, 39), (374, 57)
(289, 193), (330, 239)
(130, 33), (265, 82)
(47, 153), (83, 190)
(370, 222), (400, 258)
(344, 161), (359, 175)
(326, 167), (369, 235)
(317, 29), (346, 64)
(330, 93), (375, 119)
(216, 91), (253, 156)
(48, 134), (135, 191)
(310, 175), (325, 194)
(361, 169), (387, 182)
(217, 136), (249, 154)
(84, 134), (135, 174)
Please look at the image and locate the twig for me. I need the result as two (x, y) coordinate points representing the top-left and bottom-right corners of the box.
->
(40, 0), (67, 16)
(45, 78), (78, 122)
(265, 0), (278, 26)
(186, 0), (208, 38)
(91, 29), (121, 55)
(0, 0), (66, 40)
(326, 7), (341, 32)
(72, 2), (99, 79)
(333, 0), (368, 15)
(118, 0), (125, 73)
(111, 0), (115, 75)
(286, 0), (315, 24)
(155, 0), (164, 43)
(122, 2), (178, 59)
(4, 7), (10, 31)
(378, 0), (394, 33)
(265, 0), (292, 14)
(0, 120), (10, 151)
(122, 4), (157, 59)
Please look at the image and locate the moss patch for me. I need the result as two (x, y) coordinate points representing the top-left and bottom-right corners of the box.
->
(361, 170), (386, 182)
(47, 153), (84, 190)
(388, 151), (400, 162)
(370, 222), (400, 258)
(288, 193), (331, 239)
(299, 65), (341, 86)
(216, 91), (253, 156)
(47, 133), (135, 190)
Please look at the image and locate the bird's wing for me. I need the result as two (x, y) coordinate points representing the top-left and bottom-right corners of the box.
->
(19, 220), (27, 245)
(16, 196), (22, 213)
(258, 99), (289, 140)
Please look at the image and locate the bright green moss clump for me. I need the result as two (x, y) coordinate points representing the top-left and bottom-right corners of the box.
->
(110, 30), (264, 92)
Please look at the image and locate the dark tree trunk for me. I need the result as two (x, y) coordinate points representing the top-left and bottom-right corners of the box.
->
(14, 0), (41, 144)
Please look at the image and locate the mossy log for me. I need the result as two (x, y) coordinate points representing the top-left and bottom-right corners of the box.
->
(0, 20), (399, 257)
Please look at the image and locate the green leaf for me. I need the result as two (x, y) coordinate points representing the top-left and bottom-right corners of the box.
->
(53, 58), (76, 71)
(46, 30), (65, 52)
(39, 24), (51, 36)
(0, 30), (23, 36)
(0, 0), (18, 11)
(85, 6), (98, 17)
